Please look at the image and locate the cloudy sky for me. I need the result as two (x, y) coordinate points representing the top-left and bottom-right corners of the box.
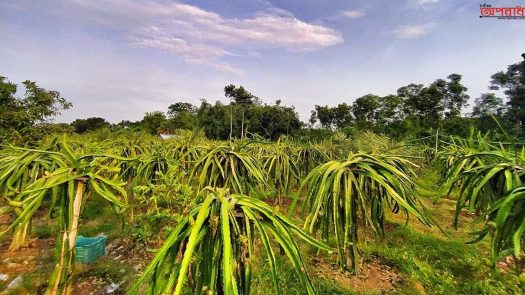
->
(1, 0), (524, 123)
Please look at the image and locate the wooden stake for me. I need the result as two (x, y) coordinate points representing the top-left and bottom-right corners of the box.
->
(435, 129), (439, 153)
(68, 179), (85, 250)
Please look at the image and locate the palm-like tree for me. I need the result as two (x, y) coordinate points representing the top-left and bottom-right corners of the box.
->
(0, 138), (129, 295)
(293, 143), (329, 179)
(435, 132), (496, 186)
(444, 147), (525, 264)
(189, 142), (268, 194)
(132, 187), (333, 295)
(261, 140), (300, 203)
(0, 145), (57, 249)
(297, 153), (431, 272)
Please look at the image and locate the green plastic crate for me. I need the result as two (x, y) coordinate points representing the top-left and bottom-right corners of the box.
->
(75, 236), (106, 264)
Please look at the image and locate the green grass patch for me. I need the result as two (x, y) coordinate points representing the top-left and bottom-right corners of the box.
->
(33, 224), (54, 238)
(251, 257), (358, 295)
(363, 225), (524, 294)
(78, 194), (125, 239)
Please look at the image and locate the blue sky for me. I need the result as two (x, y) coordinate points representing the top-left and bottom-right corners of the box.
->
(1, 0), (524, 123)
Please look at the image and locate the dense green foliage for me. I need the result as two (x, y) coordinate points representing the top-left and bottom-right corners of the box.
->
(71, 117), (110, 133)
(0, 76), (71, 144)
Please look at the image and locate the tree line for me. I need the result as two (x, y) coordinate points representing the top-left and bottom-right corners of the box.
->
(1, 53), (524, 144)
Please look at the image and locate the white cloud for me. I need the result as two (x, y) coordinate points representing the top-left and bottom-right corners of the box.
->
(419, 0), (439, 4)
(68, 0), (343, 74)
(324, 10), (365, 22)
(391, 23), (435, 39)
(340, 10), (365, 19)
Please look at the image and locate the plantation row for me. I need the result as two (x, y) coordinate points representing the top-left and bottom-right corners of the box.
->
(0, 130), (523, 294)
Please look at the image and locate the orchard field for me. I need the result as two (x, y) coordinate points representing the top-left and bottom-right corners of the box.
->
(1, 0), (525, 292)
(1, 47), (525, 295)
(1, 130), (524, 294)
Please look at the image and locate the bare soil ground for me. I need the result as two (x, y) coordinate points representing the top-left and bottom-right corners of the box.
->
(71, 237), (153, 295)
(311, 256), (399, 294)
(0, 236), (54, 294)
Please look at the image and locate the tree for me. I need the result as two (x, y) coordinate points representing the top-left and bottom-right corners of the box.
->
(40, 123), (74, 135)
(394, 75), (470, 137)
(490, 53), (525, 133)
(167, 102), (197, 131)
(311, 105), (335, 129)
(21, 80), (71, 120)
(425, 80), (446, 124)
(254, 103), (302, 139)
(224, 85), (255, 105)
(117, 120), (143, 132)
(398, 83), (425, 120)
(398, 81), (445, 136)
(71, 117), (110, 133)
(332, 103), (353, 128)
(309, 104), (352, 130)
(375, 95), (403, 135)
(167, 102), (196, 118)
(194, 98), (302, 140)
(444, 74), (469, 118)
(224, 85), (256, 138)
(196, 100), (231, 140)
(471, 93), (506, 134)
(352, 94), (380, 130)
(142, 111), (167, 134)
(0, 76), (72, 144)
(472, 93), (504, 118)
(308, 110), (318, 127)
